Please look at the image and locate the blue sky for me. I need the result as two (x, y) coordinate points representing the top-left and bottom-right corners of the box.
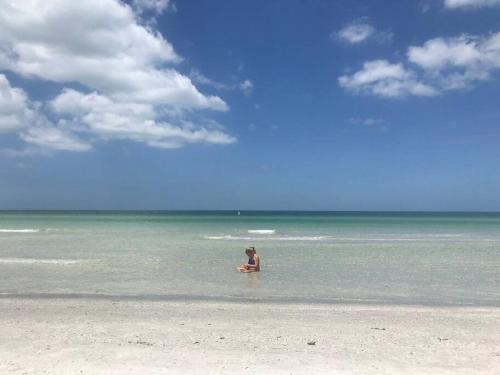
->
(0, 0), (500, 211)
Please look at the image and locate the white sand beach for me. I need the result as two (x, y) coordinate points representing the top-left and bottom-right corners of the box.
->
(1, 298), (499, 374)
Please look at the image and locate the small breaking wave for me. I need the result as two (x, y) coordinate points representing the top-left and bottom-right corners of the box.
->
(0, 228), (62, 233)
(248, 229), (275, 234)
(0, 258), (80, 265)
(0, 229), (40, 233)
(205, 235), (329, 241)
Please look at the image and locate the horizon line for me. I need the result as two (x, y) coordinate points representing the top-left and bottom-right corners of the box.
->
(0, 209), (499, 214)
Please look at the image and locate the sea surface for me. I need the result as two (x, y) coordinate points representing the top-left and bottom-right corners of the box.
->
(0, 211), (499, 306)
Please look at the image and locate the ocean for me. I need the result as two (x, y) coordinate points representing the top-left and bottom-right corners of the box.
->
(0, 211), (499, 306)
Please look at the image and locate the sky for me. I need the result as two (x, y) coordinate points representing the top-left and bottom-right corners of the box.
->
(0, 0), (500, 211)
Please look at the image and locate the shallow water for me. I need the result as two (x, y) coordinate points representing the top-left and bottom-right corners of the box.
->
(0, 211), (499, 306)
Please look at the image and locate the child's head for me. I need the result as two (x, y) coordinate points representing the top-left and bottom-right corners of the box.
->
(245, 246), (256, 256)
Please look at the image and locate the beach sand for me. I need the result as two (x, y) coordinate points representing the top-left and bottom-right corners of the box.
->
(0, 298), (499, 374)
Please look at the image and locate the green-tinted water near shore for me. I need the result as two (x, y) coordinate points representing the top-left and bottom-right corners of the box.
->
(0, 211), (499, 306)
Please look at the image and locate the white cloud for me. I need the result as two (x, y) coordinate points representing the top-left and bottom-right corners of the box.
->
(335, 19), (393, 45)
(0, 74), (33, 132)
(337, 22), (375, 44)
(240, 80), (254, 96)
(409, 35), (483, 70)
(190, 69), (253, 96)
(132, 0), (172, 14)
(0, 0), (236, 153)
(0, 75), (91, 152)
(340, 32), (500, 97)
(408, 33), (500, 90)
(190, 69), (228, 90)
(339, 60), (438, 97)
(444, 0), (500, 9)
(0, 0), (227, 112)
(50, 89), (236, 149)
(20, 126), (91, 152)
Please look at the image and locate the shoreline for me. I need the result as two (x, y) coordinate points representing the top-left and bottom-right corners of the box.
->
(1, 298), (499, 374)
(0, 292), (499, 308)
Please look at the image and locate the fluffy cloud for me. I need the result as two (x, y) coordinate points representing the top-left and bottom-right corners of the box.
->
(50, 89), (235, 149)
(0, 0), (236, 153)
(339, 32), (500, 97)
(335, 19), (393, 45)
(409, 35), (487, 70)
(20, 126), (91, 152)
(0, 0), (227, 112)
(339, 60), (437, 97)
(444, 0), (500, 8)
(0, 75), (91, 151)
(408, 33), (500, 89)
(132, 0), (172, 14)
(337, 22), (375, 44)
(0, 74), (33, 132)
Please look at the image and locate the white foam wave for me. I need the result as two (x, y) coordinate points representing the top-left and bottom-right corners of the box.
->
(422, 234), (464, 238)
(0, 258), (79, 265)
(248, 229), (275, 234)
(0, 229), (40, 233)
(205, 235), (329, 241)
(335, 236), (475, 242)
(205, 234), (492, 243)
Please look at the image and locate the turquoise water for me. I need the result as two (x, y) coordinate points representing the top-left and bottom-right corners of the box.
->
(0, 211), (499, 306)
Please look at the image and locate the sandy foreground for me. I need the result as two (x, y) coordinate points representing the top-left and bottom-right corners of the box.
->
(0, 298), (499, 374)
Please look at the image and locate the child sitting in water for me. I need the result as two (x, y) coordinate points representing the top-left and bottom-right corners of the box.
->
(237, 246), (260, 272)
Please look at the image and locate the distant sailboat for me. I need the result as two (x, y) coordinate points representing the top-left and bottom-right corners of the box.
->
(237, 210), (241, 216)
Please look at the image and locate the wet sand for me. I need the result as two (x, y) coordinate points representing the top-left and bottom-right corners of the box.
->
(0, 298), (499, 374)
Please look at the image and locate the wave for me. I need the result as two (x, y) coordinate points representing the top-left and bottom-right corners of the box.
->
(334, 236), (488, 242)
(248, 229), (275, 234)
(0, 228), (62, 233)
(205, 234), (497, 242)
(0, 258), (80, 265)
(0, 229), (40, 233)
(204, 235), (329, 241)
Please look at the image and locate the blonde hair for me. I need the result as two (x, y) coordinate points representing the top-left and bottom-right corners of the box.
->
(246, 246), (256, 253)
